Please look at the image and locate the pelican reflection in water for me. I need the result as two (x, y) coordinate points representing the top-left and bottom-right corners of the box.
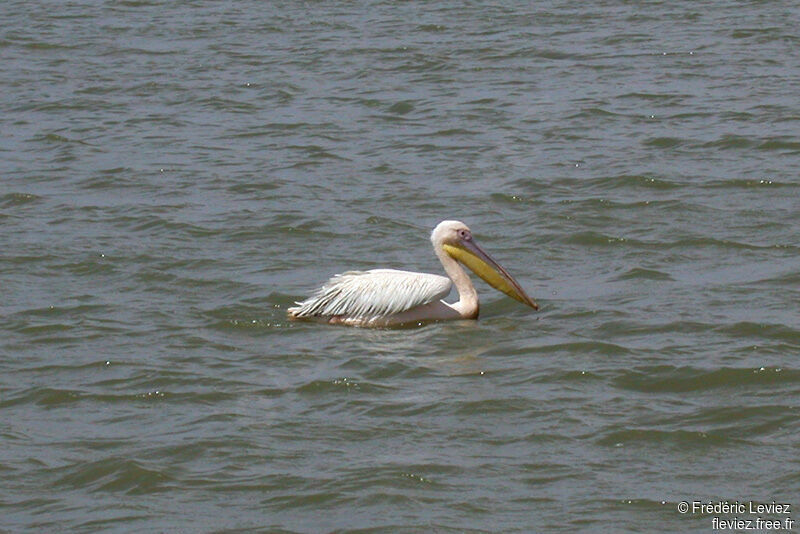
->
(288, 220), (538, 327)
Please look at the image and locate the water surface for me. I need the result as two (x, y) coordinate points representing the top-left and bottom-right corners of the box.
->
(1, 1), (799, 532)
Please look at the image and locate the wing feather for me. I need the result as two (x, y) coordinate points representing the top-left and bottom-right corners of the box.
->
(289, 269), (452, 319)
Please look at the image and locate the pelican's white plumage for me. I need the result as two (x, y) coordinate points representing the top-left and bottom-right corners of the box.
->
(288, 269), (451, 319)
(288, 220), (538, 327)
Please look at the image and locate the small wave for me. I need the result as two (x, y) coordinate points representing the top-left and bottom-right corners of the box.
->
(642, 136), (685, 148)
(0, 387), (84, 409)
(599, 33), (652, 46)
(31, 133), (92, 145)
(674, 404), (798, 429)
(419, 128), (479, 137)
(78, 174), (140, 190)
(754, 271), (800, 285)
(1, 386), (241, 408)
(205, 301), (292, 331)
(228, 181), (282, 193)
(586, 174), (682, 190)
(732, 27), (784, 40)
(99, 166), (131, 175)
(393, 56), (452, 73)
(518, 341), (632, 356)
(482, 46), (584, 61)
(703, 178), (793, 189)
(59, 259), (117, 276)
(597, 428), (737, 447)
(565, 232), (796, 252)
(416, 24), (447, 33)
(8, 303), (114, 329)
(612, 365), (798, 393)
(611, 267), (674, 282)
(285, 144), (351, 161)
(494, 189), (686, 209)
(455, 397), (535, 416)
(15, 323), (74, 336)
(296, 378), (360, 395)
(618, 92), (691, 102)
(702, 134), (758, 149)
(0, 193), (42, 208)
(114, 215), (217, 238)
(567, 107), (624, 120)
(667, 236), (797, 252)
(54, 457), (173, 494)
(197, 96), (258, 113)
(757, 137), (800, 151)
(387, 101), (415, 115)
(564, 231), (635, 247)
(23, 41), (79, 51)
(714, 321), (800, 344)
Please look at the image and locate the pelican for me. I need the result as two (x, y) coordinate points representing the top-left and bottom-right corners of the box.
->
(288, 220), (538, 327)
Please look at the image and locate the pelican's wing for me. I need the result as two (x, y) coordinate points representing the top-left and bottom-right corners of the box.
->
(289, 269), (452, 319)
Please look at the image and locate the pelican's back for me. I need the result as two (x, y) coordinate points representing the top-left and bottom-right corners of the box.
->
(288, 269), (452, 320)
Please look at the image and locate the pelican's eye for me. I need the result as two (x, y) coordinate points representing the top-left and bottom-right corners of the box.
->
(458, 229), (471, 241)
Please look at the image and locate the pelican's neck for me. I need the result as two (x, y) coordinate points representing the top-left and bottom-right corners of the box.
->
(434, 242), (479, 319)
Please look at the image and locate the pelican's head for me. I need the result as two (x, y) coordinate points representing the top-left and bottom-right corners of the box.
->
(431, 220), (538, 310)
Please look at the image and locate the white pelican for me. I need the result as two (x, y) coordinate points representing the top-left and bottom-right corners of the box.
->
(288, 220), (538, 327)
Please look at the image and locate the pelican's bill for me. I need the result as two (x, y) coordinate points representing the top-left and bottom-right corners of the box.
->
(443, 241), (538, 310)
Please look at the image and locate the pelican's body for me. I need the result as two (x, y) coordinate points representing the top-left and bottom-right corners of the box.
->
(288, 220), (538, 327)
